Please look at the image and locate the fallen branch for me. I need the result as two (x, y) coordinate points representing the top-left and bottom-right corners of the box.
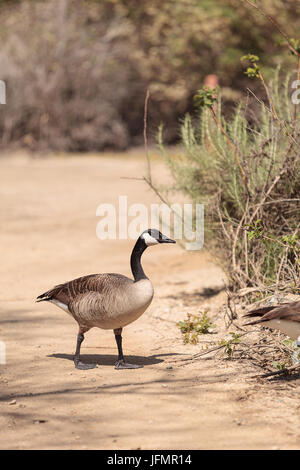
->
(251, 363), (300, 379)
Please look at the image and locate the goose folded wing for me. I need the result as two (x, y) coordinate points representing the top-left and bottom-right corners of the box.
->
(245, 302), (300, 325)
(259, 303), (300, 323)
(37, 273), (130, 305)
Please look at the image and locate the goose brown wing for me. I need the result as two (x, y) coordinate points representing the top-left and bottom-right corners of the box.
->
(243, 305), (278, 318)
(244, 301), (300, 325)
(36, 273), (131, 306)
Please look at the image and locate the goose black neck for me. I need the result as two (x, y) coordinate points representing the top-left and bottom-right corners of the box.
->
(130, 238), (148, 282)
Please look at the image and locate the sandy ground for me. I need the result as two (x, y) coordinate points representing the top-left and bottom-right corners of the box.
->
(0, 153), (299, 450)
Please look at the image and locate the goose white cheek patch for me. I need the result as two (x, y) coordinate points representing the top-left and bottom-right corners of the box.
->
(142, 233), (159, 246)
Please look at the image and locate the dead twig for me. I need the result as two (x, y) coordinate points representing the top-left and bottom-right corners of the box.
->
(144, 89), (152, 184)
(251, 363), (300, 379)
(243, 0), (300, 57)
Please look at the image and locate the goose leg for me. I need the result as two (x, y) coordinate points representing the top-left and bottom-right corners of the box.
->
(74, 331), (97, 370)
(114, 328), (143, 370)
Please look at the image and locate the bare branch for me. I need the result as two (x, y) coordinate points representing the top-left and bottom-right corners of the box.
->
(243, 0), (300, 57)
(143, 89), (152, 185)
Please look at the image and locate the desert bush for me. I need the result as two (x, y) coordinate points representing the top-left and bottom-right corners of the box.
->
(158, 60), (300, 293)
(0, 0), (142, 150)
(0, 0), (299, 151)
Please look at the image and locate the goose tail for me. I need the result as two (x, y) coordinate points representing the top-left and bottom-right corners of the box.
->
(243, 305), (276, 318)
(36, 289), (55, 303)
(242, 305), (278, 326)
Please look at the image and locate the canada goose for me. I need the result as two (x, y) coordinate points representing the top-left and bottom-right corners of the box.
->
(37, 229), (175, 370)
(243, 301), (300, 345)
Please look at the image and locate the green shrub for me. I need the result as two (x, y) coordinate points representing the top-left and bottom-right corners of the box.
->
(0, 0), (299, 150)
(159, 64), (300, 293)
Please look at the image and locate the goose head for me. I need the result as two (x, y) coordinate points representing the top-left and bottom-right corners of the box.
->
(140, 228), (176, 247)
(130, 229), (175, 281)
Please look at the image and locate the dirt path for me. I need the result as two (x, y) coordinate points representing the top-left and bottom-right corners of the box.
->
(0, 153), (299, 450)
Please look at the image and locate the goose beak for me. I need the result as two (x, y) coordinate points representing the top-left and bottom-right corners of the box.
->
(160, 236), (176, 244)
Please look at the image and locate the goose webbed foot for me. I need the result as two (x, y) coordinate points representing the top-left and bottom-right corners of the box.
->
(74, 359), (97, 370)
(115, 359), (143, 370)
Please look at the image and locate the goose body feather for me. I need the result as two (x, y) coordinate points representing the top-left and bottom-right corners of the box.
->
(36, 229), (176, 370)
(244, 301), (300, 340)
(37, 273), (154, 330)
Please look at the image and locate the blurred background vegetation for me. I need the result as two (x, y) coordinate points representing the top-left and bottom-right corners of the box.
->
(0, 0), (299, 151)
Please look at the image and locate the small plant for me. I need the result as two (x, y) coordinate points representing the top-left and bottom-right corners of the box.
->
(292, 349), (300, 364)
(282, 339), (294, 348)
(289, 38), (300, 55)
(194, 86), (218, 109)
(219, 332), (241, 358)
(272, 361), (287, 371)
(282, 339), (300, 365)
(240, 54), (259, 63)
(177, 312), (216, 344)
(245, 219), (264, 241)
(241, 54), (260, 79)
(281, 234), (299, 247)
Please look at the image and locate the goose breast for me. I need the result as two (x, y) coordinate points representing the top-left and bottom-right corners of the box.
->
(68, 276), (154, 330)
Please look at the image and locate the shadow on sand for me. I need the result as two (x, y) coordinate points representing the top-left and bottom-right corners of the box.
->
(49, 352), (181, 367)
